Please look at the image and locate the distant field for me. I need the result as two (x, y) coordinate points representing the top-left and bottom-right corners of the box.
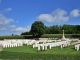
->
(0, 45), (80, 60)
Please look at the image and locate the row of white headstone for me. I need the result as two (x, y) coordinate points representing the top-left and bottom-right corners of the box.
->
(33, 40), (70, 51)
(0, 39), (36, 48)
(1, 39), (79, 51)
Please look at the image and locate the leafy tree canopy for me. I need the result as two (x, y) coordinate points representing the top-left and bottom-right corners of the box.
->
(30, 21), (45, 37)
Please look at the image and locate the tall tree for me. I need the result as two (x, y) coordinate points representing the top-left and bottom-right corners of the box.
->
(30, 21), (45, 37)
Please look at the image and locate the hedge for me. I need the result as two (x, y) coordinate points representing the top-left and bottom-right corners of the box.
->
(0, 34), (80, 40)
(41, 34), (80, 38)
(0, 36), (24, 40)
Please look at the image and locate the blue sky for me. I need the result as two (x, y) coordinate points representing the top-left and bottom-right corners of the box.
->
(0, 0), (80, 35)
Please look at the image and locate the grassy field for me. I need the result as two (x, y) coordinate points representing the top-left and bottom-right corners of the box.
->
(0, 45), (80, 60)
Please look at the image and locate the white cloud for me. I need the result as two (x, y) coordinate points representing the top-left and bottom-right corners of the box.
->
(52, 9), (67, 16)
(11, 27), (30, 32)
(0, 28), (6, 31)
(10, 25), (16, 28)
(70, 9), (80, 17)
(0, 8), (13, 26)
(0, 8), (14, 33)
(38, 14), (53, 22)
(5, 8), (12, 12)
(0, 8), (12, 14)
(0, 8), (30, 35)
(0, 0), (2, 3)
(38, 9), (69, 23)
(0, 14), (14, 26)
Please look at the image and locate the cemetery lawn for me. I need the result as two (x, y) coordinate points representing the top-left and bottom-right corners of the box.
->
(0, 45), (80, 60)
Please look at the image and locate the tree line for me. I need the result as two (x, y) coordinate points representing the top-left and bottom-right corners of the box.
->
(21, 21), (80, 37)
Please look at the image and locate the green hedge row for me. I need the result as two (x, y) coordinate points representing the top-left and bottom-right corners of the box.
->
(41, 34), (80, 38)
(0, 36), (24, 40)
(0, 34), (80, 40)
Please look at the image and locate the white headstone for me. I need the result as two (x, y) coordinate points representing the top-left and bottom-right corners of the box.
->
(42, 46), (44, 50)
(45, 46), (47, 50)
(49, 45), (52, 49)
(38, 46), (40, 51)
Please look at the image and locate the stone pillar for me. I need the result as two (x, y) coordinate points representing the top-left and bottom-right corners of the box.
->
(38, 46), (40, 51)
(33, 45), (35, 48)
(61, 44), (63, 48)
(45, 46), (47, 50)
(15, 44), (17, 47)
(49, 45), (52, 49)
(42, 46), (44, 50)
(6, 45), (7, 48)
(75, 45), (77, 49)
(77, 45), (79, 51)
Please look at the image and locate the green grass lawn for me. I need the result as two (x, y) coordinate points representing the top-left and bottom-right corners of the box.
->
(0, 45), (80, 60)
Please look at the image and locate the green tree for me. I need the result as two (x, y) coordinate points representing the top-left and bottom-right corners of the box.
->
(21, 32), (31, 35)
(30, 21), (45, 38)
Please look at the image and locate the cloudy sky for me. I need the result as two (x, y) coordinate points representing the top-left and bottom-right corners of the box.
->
(0, 0), (80, 35)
